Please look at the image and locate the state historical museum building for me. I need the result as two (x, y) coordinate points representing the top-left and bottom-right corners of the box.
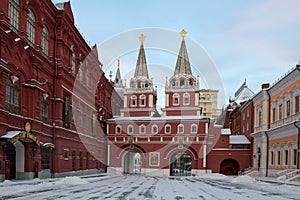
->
(0, 0), (121, 181)
(107, 31), (252, 176)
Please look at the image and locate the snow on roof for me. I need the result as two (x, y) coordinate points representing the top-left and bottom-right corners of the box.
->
(55, 2), (65, 10)
(1, 131), (22, 139)
(221, 129), (231, 135)
(107, 115), (209, 122)
(230, 135), (250, 144)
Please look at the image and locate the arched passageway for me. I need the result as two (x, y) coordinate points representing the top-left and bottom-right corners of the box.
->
(123, 151), (142, 174)
(170, 151), (192, 176)
(220, 159), (239, 175)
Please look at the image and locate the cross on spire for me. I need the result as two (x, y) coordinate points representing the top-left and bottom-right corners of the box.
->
(139, 34), (146, 43)
(180, 29), (187, 40)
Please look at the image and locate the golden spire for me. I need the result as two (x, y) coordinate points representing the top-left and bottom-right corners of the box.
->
(139, 34), (146, 44)
(117, 59), (120, 69)
(180, 29), (187, 40)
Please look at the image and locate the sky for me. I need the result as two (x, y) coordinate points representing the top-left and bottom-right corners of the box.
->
(53, 0), (300, 108)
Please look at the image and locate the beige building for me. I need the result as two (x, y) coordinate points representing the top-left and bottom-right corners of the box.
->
(251, 64), (300, 179)
(199, 89), (221, 118)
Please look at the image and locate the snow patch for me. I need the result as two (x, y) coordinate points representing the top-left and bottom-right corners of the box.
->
(56, 176), (89, 185)
(231, 175), (256, 184)
(2, 180), (12, 184)
(199, 173), (228, 179)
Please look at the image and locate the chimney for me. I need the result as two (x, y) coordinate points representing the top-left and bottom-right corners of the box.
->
(261, 83), (270, 90)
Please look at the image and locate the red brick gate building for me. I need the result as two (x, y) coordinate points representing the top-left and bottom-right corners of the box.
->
(107, 31), (251, 176)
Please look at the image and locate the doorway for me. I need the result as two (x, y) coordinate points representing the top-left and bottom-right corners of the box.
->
(123, 151), (141, 174)
(220, 159), (239, 175)
(170, 152), (192, 176)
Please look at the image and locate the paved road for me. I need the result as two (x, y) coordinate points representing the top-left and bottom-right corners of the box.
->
(0, 175), (299, 200)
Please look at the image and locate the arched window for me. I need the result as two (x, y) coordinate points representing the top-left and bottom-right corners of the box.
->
(116, 125), (121, 134)
(86, 68), (90, 87)
(71, 48), (76, 76)
(152, 124), (158, 134)
(137, 82), (141, 88)
(127, 125), (134, 134)
(173, 93), (180, 106)
(140, 94), (146, 106)
(139, 125), (145, 134)
(27, 9), (35, 46)
(78, 104), (83, 131)
(41, 26), (49, 56)
(165, 124), (171, 134)
(92, 113), (96, 135)
(191, 124), (197, 134)
(178, 124), (184, 134)
(130, 95), (137, 107)
(8, 0), (20, 33)
(183, 93), (190, 105)
(79, 62), (83, 83)
(41, 94), (49, 123)
(6, 76), (19, 114)
(180, 79), (185, 87)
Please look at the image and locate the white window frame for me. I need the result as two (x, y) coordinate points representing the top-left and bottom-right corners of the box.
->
(130, 95), (137, 107)
(27, 9), (36, 46)
(165, 124), (171, 134)
(191, 124), (197, 134)
(71, 50), (76, 76)
(276, 148), (281, 167)
(178, 124), (184, 134)
(183, 93), (190, 105)
(152, 124), (158, 134)
(116, 125), (122, 134)
(269, 150), (274, 166)
(127, 125), (134, 134)
(140, 94), (146, 107)
(173, 93), (180, 106)
(41, 25), (49, 56)
(283, 148), (289, 167)
(139, 125), (145, 134)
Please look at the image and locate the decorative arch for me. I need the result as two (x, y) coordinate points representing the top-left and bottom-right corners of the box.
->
(163, 145), (198, 161)
(117, 144), (146, 159)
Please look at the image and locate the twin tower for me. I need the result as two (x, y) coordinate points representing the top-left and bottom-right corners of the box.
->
(114, 29), (201, 117)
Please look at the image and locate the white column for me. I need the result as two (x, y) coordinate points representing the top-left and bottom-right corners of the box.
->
(124, 96), (127, 108)
(165, 94), (169, 106)
(107, 144), (110, 166)
(195, 92), (199, 106)
(149, 95), (153, 107)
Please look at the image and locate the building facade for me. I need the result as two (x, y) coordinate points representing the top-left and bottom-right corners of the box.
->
(0, 0), (117, 181)
(107, 31), (251, 176)
(199, 89), (221, 118)
(251, 65), (300, 177)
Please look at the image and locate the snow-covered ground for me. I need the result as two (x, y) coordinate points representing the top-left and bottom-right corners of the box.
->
(0, 174), (299, 200)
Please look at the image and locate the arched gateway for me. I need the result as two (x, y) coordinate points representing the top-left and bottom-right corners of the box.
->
(170, 152), (192, 176)
(220, 158), (239, 175)
(123, 151), (142, 174)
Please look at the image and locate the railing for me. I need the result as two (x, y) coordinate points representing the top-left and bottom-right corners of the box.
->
(276, 169), (295, 177)
(286, 170), (300, 180)
(239, 167), (254, 175)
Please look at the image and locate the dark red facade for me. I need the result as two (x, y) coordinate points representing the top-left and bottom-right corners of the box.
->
(0, 0), (120, 181)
